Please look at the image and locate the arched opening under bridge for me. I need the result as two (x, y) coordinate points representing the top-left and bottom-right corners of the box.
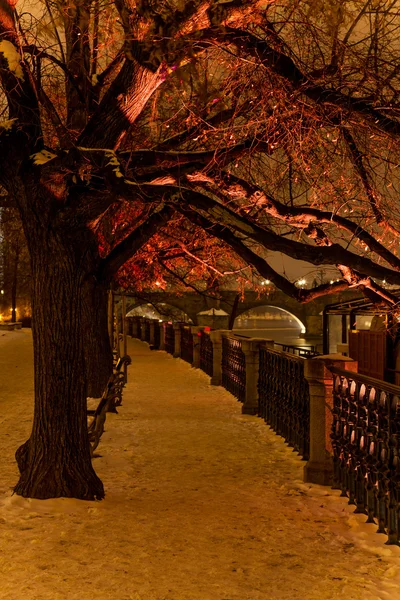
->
(233, 305), (307, 345)
(126, 302), (192, 323)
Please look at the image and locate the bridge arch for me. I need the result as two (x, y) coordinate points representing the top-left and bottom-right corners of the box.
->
(126, 301), (194, 323)
(234, 304), (306, 334)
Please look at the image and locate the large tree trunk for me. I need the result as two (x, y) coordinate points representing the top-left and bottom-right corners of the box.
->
(82, 278), (113, 398)
(14, 228), (104, 500)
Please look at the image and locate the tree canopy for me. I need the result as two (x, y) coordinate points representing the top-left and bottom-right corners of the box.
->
(3, 0), (400, 499)
(2, 1), (400, 304)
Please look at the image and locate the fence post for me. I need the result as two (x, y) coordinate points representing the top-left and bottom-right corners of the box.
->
(241, 338), (274, 415)
(304, 355), (357, 485)
(173, 324), (182, 358)
(191, 326), (203, 368)
(210, 330), (229, 385)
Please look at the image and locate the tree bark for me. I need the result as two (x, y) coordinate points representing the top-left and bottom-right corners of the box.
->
(14, 225), (104, 500)
(82, 278), (113, 398)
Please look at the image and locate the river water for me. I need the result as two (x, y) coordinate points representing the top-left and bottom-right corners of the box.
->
(233, 318), (322, 350)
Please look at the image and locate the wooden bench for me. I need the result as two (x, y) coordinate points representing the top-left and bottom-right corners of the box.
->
(87, 354), (131, 456)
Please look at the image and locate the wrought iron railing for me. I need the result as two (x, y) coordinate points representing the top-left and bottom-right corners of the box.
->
(258, 347), (310, 459)
(200, 330), (213, 377)
(222, 336), (246, 402)
(137, 318), (142, 339)
(180, 325), (194, 364)
(144, 319), (151, 343)
(330, 367), (400, 545)
(164, 323), (175, 355)
(126, 317), (133, 337)
(274, 342), (319, 358)
(153, 321), (160, 349)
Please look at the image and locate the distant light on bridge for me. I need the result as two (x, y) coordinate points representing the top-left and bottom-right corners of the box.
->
(297, 278), (307, 288)
(261, 279), (271, 286)
(330, 280), (334, 284)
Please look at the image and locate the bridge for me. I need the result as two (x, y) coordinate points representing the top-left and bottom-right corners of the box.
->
(125, 288), (360, 336)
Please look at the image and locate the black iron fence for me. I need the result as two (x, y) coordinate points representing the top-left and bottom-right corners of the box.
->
(153, 320), (160, 349)
(180, 325), (194, 364)
(144, 320), (151, 343)
(258, 347), (310, 459)
(221, 336), (246, 402)
(200, 330), (213, 377)
(330, 367), (400, 545)
(164, 323), (175, 355)
(274, 342), (318, 358)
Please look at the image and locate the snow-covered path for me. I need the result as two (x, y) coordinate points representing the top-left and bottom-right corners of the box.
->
(1, 332), (400, 600)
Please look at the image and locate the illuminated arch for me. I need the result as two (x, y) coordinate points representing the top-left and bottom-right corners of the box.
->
(235, 305), (306, 334)
(126, 302), (193, 323)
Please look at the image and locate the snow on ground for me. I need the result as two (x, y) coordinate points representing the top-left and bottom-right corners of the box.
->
(1, 331), (400, 599)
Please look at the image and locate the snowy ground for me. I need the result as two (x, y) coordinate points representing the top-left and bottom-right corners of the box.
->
(1, 331), (400, 599)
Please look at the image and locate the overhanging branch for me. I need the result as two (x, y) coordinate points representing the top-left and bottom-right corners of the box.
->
(99, 204), (174, 281)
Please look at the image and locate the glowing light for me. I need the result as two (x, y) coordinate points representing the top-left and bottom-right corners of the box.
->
(297, 278), (307, 287)
(155, 280), (161, 287)
(0, 290), (3, 294)
(330, 280), (334, 284)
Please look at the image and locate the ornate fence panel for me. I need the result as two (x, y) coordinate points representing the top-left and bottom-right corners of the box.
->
(144, 319), (151, 343)
(200, 330), (213, 377)
(330, 367), (400, 545)
(181, 325), (194, 364)
(258, 347), (310, 459)
(153, 321), (160, 349)
(126, 318), (133, 337)
(164, 323), (175, 355)
(222, 336), (246, 402)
